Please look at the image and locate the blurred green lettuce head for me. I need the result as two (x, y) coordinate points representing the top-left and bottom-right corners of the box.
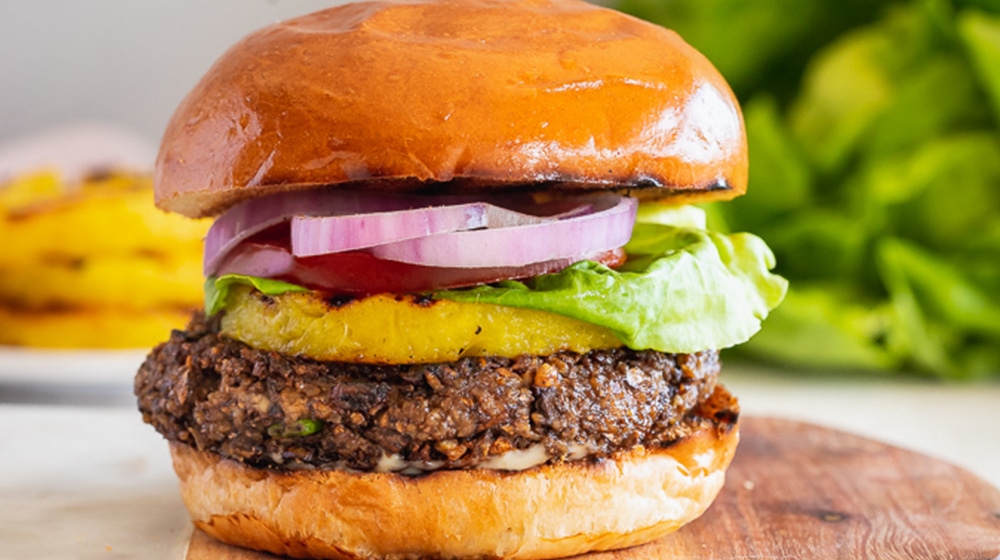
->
(618, 0), (1000, 379)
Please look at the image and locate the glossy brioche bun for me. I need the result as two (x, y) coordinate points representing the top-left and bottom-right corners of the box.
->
(155, 0), (747, 218)
(169, 386), (739, 560)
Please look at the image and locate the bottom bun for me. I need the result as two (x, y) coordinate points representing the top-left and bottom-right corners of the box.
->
(170, 386), (739, 560)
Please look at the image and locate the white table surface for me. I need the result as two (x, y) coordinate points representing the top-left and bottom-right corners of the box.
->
(1, 365), (998, 560)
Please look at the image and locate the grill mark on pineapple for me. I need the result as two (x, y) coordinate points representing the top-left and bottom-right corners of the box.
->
(325, 294), (357, 309)
(410, 294), (437, 308)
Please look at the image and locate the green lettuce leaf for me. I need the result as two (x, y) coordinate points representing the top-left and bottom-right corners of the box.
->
(205, 274), (309, 316)
(633, 203), (708, 229)
(736, 285), (898, 372)
(788, 26), (895, 173)
(959, 10), (1000, 124)
(877, 238), (1000, 379)
(435, 224), (787, 353)
(616, 0), (881, 98)
(731, 96), (815, 227)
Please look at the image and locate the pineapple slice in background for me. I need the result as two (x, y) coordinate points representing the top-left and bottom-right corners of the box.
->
(0, 125), (210, 349)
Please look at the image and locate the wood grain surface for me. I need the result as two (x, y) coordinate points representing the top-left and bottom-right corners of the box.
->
(187, 417), (1000, 560)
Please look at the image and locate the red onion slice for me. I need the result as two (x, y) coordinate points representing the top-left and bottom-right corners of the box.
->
(205, 191), (334, 276)
(371, 196), (637, 268)
(205, 190), (599, 275)
(290, 202), (591, 257)
(204, 190), (463, 276)
(215, 240), (296, 279)
(214, 235), (625, 294)
(206, 189), (634, 277)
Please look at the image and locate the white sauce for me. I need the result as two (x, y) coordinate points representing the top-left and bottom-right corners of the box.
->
(375, 443), (595, 474)
(276, 444), (596, 475)
(478, 444), (550, 471)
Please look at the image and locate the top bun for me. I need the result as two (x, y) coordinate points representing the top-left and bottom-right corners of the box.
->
(155, 0), (747, 218)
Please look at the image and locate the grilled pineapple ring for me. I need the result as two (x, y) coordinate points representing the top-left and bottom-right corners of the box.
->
(221, 285), (623, 364)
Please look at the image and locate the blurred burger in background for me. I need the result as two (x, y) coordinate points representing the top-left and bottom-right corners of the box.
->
(0, 124), (210, 349)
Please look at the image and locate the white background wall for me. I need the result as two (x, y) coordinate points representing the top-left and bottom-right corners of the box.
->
(0, 1), (349, 147)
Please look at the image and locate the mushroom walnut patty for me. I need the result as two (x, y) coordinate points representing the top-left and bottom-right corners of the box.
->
(136, 313), (726, 473)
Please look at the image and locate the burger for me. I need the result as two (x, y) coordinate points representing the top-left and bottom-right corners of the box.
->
(135, 0), (786, 558)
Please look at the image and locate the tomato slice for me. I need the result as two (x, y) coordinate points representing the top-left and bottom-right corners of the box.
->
(216, 229), (625, 295)
(289, 249), (624, 294)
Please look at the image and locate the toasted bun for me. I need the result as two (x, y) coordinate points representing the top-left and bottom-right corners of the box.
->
(170, 387), (738, 560)
(156, 0), (747, 218)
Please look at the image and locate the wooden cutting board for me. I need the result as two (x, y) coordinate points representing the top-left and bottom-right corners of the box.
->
(187, 416), (1000, 559)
